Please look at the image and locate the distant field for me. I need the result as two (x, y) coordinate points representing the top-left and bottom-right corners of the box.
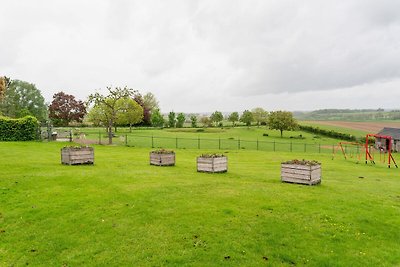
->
(301, 121), (400, 135)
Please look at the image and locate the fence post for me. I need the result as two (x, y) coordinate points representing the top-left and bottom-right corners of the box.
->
(176, 137), (178, 149)
(273, 141), (276, 152)
(125, 134), (128, 146)
(238, 138), (240, 149)
(256, 139), (259, 150)
(69, 130), (72, 142)
(99, 130), (101, 145)
(219, 137), (221, 150)
(151, 135), (154, 148)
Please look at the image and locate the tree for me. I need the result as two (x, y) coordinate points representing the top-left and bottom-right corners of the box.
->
(133, 93), (151, 125)
(143, 92), (159, 111)
(48, 91), (86, 126)
(252, 107), (268, 127)
(116, 98), (144, 132)
(210, 111), (223, 127)
(168, 111), (176, 128)
(0, 77), (6, 101)
(190, 115), (197, 128)
(88, 86), (136, 144)
(176, 113), (186, 128)
(240, 110), (253, 126)
(228, 112), (239, 127)
(268, 111), (298, 137)
(200, 116), (212, 127)
(151, 108), (164, 127)
(0, 79), (47, 121)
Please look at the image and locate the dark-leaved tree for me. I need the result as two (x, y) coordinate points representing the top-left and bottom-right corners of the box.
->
(49, 91), (86, 126)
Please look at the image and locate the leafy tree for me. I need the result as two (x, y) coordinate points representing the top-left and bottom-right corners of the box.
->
(190, 115), (197, 128)
(176, 113), (186, 128)
(240, 110), (253, 126)
(143, 92), (159, 111)
(133, 93), (151, 125)
(210, 111), (223, 127)
(151, 108), (164, 127)
(200, 116), (212, 127)
(252, 107), (268, 127)
(228, 112), (239, 127)
(116, 98), (143, 132)
(0, 77), (6, 100)
(88, 86), (136, 144)
(268, 111), (298, 137)
(168, 111), (176, 128)
(0, 79), (47, 121)
(48, 91), (86, 126)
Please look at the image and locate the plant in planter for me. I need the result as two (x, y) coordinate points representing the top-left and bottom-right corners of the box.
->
(197, 153), (227, 173)
(61, 146), (94, 165)
(150, 149), (175, 166)
(281, 159), (321, 185)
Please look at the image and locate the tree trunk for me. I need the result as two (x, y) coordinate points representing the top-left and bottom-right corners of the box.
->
(108, 122), (113, 145)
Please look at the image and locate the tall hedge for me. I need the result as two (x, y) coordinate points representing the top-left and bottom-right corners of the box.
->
(0, 116), (39, 141)
(299, 125), (357, 142)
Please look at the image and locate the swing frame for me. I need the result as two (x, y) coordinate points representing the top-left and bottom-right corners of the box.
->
(365, 134), (398, 168)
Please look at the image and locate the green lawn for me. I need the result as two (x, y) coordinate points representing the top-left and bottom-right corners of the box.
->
(1, 142), (399, 266)
(68, 127), (341, 153)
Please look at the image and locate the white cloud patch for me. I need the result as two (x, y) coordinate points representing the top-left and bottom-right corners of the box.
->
(1, 0), (399, 111)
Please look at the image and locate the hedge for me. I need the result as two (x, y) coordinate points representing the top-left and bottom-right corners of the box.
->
(0, 116), (39, 141)
(299, 125), (357, 142)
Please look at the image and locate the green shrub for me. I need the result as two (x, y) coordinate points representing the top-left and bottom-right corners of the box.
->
(299, 125), (357, 142)
(0, 116), (39, 141)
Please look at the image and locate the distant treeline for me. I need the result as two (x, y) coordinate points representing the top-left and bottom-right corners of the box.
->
(294, 109), (400, 121)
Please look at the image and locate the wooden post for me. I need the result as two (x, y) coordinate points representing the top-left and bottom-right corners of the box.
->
(273, 141), (276, 152)
(151, 135), (154, 148)
(198, 137), (200, 149)
(219, 137), (221, 150)
(256, 139), (259, 150)
(238, 138), (240, 149)
(176, 137), (178, 149)
(125, 134), (128, 146)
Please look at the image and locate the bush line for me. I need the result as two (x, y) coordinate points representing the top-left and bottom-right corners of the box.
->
(0, 116), (39, 141)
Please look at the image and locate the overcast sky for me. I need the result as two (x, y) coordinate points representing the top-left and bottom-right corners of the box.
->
(1, 0), (400, 113)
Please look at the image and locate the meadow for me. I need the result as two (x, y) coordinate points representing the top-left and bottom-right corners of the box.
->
(1, 139), (399, 266)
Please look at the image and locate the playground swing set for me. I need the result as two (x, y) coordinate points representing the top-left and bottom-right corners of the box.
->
(333, 133), (398, 168)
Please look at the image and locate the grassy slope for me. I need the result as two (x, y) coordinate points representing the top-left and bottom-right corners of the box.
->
(1, 142), (399, 266)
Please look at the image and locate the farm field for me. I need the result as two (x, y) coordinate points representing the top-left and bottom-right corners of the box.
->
(1, 142), (399, 266)
(301, 121), (400, 135)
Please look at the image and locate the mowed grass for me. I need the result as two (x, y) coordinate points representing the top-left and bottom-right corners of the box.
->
(1, 142), (400, 266)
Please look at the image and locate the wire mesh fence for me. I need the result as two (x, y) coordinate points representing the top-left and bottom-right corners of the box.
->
(60, 130), (337, 154)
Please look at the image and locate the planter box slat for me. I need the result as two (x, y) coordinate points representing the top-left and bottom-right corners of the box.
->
(197, 156), (227, 173)
(150, 152), (175, 166)
(61, 147), (94, 165)
(281, 163), (321, 185)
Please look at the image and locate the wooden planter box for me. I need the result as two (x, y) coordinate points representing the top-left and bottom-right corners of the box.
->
(281, 163), (321, 185)
(197, 156), (227, 173)
(61, 147), (94, 165)
(150, 152), (175, 166)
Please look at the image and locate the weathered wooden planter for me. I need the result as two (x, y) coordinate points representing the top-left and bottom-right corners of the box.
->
(281, 160), (321, 185)
(150, 150), (175, 166)
(197, 154), (227, 173)
(61, 147), (94, 165)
